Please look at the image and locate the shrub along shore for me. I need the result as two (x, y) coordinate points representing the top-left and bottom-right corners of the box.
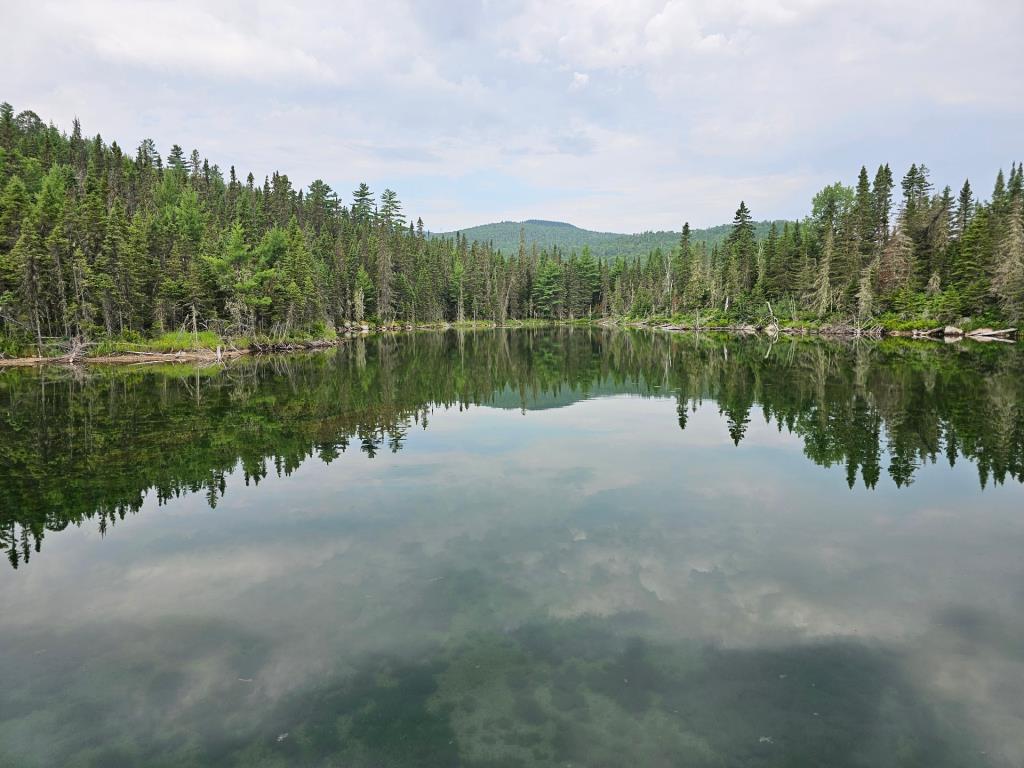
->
(0, 320), (549, 366)
(1, 316), (1016, 367)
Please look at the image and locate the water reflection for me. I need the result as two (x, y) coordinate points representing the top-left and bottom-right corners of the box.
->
(3, 329), (1022, 569)
(0, 329), (1023, 767)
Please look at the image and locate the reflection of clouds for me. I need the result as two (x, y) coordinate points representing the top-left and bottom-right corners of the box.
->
(911, 607), (1024, 767)
(3, 396), (1024, 762)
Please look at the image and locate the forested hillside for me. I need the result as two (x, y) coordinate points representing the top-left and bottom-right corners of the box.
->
(0, 102), (1021, 356)
(431, 219), (781, 261)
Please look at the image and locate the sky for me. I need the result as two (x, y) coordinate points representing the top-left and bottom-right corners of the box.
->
(2, 0), (1022, 232)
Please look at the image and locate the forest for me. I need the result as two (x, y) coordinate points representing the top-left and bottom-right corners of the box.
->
(1, 101), (1022, 356)
(429, 218), (782, 262)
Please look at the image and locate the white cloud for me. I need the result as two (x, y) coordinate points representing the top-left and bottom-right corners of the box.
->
(570, 71), (590, 90)
(45, 1), (337, 82)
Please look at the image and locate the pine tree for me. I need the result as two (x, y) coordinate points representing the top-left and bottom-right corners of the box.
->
(352, 183), (375, 225)
(167, 144), (187, 175)
(379, 189), (405, 229)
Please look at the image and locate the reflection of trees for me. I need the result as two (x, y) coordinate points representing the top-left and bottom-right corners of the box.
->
(2, 330), (1022, 567)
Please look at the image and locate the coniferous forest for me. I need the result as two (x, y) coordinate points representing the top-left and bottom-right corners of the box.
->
(1, 102), (1022, 356)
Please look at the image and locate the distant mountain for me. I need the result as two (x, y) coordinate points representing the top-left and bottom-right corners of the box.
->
(430, 219), (786, 260)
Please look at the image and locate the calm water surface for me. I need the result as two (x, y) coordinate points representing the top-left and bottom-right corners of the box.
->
(2, 329), (1023, 767)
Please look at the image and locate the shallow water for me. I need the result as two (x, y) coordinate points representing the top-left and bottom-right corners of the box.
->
(1, 328), (1023, 767)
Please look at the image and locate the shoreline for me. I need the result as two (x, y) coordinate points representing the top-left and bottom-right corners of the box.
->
(628, 321), (1018, 343)
(1, 320), (1017, 367)
(0, 320), (562, 367)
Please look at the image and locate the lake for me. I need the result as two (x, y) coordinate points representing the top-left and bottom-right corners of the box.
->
(1, 328), (1023, 767)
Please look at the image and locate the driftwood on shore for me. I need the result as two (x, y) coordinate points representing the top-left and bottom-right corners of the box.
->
(652, 322), (1017, 343)
(965, 327), (1017, 338)
(248, 339), (339, 353)
(655, 322), (888, 338)
(73, 348), (251, 366)
(0, 345), (252, 368)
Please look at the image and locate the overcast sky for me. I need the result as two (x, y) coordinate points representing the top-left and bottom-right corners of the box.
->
(2, 0), (1022, 232)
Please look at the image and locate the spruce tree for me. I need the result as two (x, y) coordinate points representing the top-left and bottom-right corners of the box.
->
(955, 180), (973, 239)
(0, 102), (15, 152)
(872, 164), (893, 244)
(853, 166), (875, 258)
(727, 201), (756, 300)
(376, 234), (394, 322)
(0, 176), (29, 251)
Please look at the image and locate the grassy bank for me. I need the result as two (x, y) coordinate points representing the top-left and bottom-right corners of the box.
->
(0, 319), (604, 366)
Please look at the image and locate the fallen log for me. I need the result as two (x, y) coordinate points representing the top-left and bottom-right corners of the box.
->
(967, 327), (1017, 338)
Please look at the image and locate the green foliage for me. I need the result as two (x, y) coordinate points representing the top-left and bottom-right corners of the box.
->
(0, 101), (1021, 348)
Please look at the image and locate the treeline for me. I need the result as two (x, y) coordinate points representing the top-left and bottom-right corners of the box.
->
(1, 103), (1022, 355)
(430, 218), (782, 262)
(3, 328), (1023, 567)
(612, 163), (1024, 325)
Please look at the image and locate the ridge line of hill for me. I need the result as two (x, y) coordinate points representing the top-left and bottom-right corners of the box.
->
(430, 218), (785, 260)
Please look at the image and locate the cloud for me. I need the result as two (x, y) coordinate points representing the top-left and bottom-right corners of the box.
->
(570, 71), (590, 90)
(45, 0), (338, 82)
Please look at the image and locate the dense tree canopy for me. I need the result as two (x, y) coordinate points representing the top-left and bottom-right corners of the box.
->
(0, 103), (1021, 356)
